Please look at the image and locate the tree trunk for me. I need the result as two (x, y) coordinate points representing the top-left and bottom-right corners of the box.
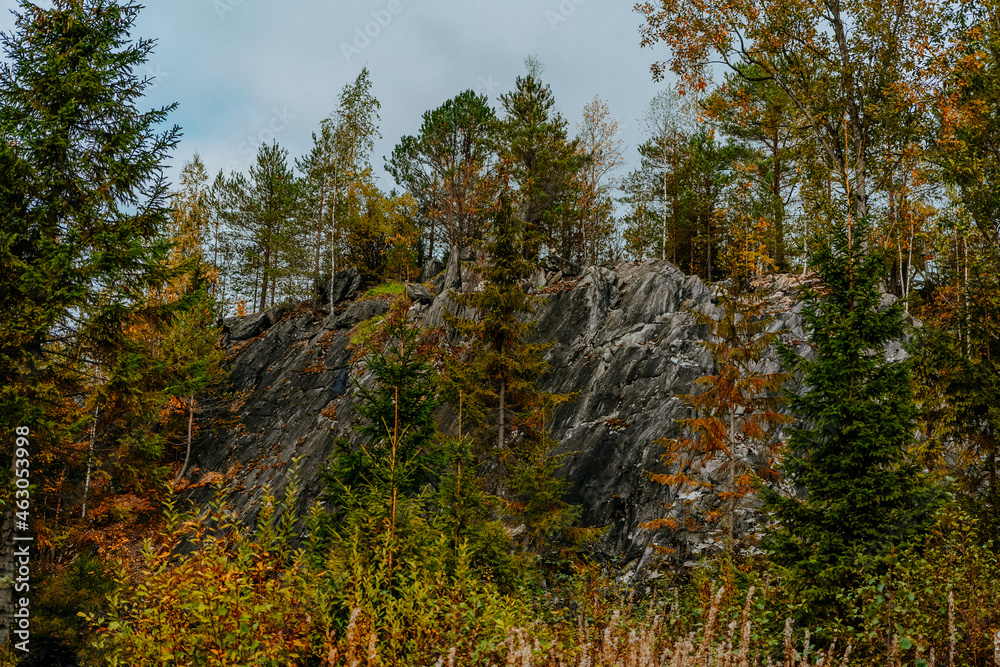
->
(429, 210), (436, 261)
(662, 164), (668, 261)
(314, 187), (324, 285)
(772, 131), (785, 269)
(671, 143), (680, 266)
(174, 393), (195, 485)
(82, 405), (98, 519)
(259, 245), (270, 314)
(498, 380), (506, 453)
(331, 175), (338, 278)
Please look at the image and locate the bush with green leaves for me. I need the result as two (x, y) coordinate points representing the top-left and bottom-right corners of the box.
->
(828, 505), (1000, 665)
(82, 487), (313, 667)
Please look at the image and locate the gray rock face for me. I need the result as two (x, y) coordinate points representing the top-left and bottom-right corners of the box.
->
(188, 261), (818, 569)
(406, 283), (435, 305)
(327, 269), (362, 305)
(418, 258), (444, 283)
(323, 299), (391, 330)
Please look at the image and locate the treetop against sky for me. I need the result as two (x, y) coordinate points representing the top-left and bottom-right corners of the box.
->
(0, 1), (672, 189)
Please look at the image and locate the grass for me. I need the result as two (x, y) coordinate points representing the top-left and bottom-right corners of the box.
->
(424, 586), (1000, 667)
(360, 282), (405, 300)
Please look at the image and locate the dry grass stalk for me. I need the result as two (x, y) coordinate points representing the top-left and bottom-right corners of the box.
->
(948, 591), (955, 667)
(672, 588), (682, 634)
(818, 640), (837, 667)
(345, 607), (361, 667)
(837, 642), (852, 667)
(701, 586), (726, 660)
(739, 587), (755, 667)
(505, 627), (533, 667)
(784, 618), (796, 667)
(481, 586), (872, 667)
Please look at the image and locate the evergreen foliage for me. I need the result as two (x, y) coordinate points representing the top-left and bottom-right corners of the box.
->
(387, 89), (498, 256)
(8, 3), (1000, 662)
(762, 222), (941, 624)
(499, 58), (587, 260)
(216, 142), (305, 312)
(0, 0), (179, 439)
(160, 276), (226, 485)
(704, 65), (803, 272)
(324, 300), (441, 512)
(445, 189), (578, 552)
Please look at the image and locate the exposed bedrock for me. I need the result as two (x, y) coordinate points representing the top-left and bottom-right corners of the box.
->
(187, 259), (840, 574)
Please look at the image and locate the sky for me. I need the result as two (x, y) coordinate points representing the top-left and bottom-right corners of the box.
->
(0, 0), (679, 191)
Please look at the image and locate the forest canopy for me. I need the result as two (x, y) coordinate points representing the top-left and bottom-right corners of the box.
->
(2, 0), (1000, 665)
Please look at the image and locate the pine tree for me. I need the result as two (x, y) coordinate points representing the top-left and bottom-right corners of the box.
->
(681, 127), (736, 281)
(387, 89), (498, 255)
(216, 142), (304, 312)
(705, 64), (804, 272)
(499, 57), (587, 261)
(762, 222), (941, 623)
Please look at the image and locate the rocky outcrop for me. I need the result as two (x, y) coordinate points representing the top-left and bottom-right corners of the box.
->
(187, 259), (821, 573)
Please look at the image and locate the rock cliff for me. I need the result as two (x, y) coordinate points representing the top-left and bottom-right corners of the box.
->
(184, 256), (846, 574)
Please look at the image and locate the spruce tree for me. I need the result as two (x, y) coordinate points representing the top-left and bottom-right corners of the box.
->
(321, 299), (443, 567)
(0, 0), (178, 646)
(0, 0), (179, 430)
(762, 222), (940, 623)
(342, 299), (440, 498)
(445, 188), (578, 552)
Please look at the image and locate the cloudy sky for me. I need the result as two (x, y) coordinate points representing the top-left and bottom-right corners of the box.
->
(1, 0), (679, 189)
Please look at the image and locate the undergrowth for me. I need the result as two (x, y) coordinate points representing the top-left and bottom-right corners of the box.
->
(76, 485), (1000, 667)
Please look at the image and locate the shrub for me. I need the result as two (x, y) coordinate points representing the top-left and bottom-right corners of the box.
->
(82, 489), (312, 666)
